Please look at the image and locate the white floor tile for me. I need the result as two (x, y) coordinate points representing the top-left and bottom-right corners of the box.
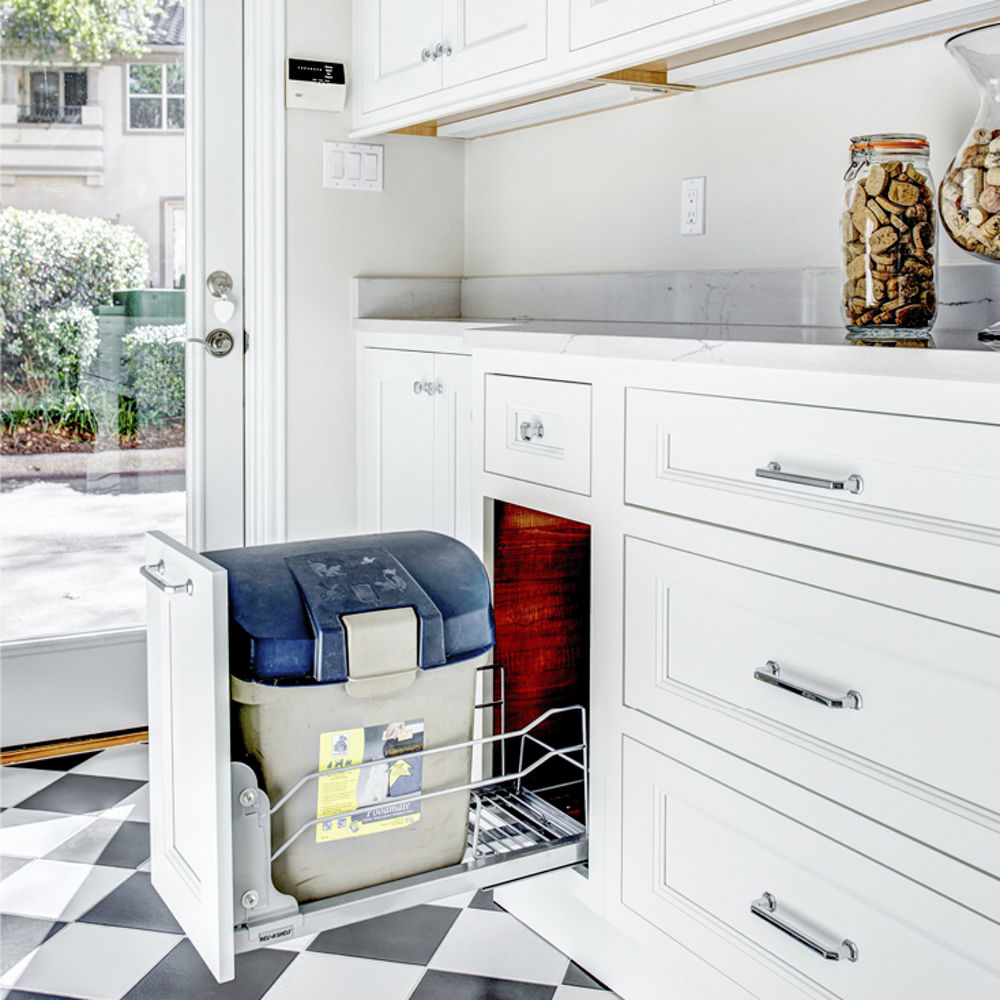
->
(428, 907), (570, 985)
(0, 858), (131, 920)
(261, 951), (423, 1000)
(0, 768), (64, 808)
(71, 745), (150, 781)
(0, 809), (95, 858)
(0, 920), (180, 999)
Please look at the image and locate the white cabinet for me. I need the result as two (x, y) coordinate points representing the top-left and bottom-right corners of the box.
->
(568, 0), (716, 51)
(358, 347), (474, 549)
(357, 0), (548, 115)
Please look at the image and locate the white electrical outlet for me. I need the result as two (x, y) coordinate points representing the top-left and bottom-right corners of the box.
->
(681, 176), (706, 235)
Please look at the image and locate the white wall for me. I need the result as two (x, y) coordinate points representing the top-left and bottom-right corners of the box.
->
(284, 0), (465, 540)
(464, 33), (973, 275)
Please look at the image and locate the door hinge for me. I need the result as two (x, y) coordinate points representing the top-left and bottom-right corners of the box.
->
(244, 330), (249, 354)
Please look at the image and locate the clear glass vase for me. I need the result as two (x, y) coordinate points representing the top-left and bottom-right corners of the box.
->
(938, 22), (1000, 346)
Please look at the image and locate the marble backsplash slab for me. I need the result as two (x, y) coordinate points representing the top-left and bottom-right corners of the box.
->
(355, 265), (1000, 331)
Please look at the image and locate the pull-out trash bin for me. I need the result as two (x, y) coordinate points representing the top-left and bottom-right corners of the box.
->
(206, 530), (495, 904)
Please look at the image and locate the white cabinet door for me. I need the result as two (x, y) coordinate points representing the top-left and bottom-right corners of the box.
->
(143, 531), (234, 982)
(569, 0), (716, 50)
(432, 353), (474, 548)
(359, 0), (443, 113)
(358, 348), (473, 545)
(443, 0), (548, 89)
(359, 349), (437, 534)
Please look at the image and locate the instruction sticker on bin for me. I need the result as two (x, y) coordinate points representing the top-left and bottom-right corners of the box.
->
(315, 719), (424, 842)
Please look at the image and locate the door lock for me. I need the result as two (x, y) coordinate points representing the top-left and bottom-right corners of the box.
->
(188, 329), (235, 358)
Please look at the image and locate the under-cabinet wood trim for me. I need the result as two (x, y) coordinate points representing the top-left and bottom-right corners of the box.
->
(1, 728), (148, 765)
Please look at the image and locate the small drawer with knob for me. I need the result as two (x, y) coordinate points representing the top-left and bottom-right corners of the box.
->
(621, 735), (1000, 1000)
(484, 374), (592, 495)
(623, 534), (1000, 820)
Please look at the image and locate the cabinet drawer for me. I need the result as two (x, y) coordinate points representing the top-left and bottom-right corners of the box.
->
(622, 737), (1000, 1000)
(624, 387), (1000, 537)
(624, 536), (1000, 817)
(484, 375), (591, 495)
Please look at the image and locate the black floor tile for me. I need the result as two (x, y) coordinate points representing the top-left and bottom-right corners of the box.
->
(122, 939), (296, 1000)
(409, 970), (556, 1000)
(9, 752), (101, 772)
(563, 960), (610, 990)
(308, 903), (460, 965)
(77, 872), (182, 933)
(15, 775), (145, 815)
(97, 821), (150, 868)
(469, 888), (503, 911)
(0, 915), (67, 974)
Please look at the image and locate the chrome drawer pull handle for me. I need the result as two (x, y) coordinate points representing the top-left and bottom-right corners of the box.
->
(751, 892), (858, 962)
(140, 560), (194, 596)
(755, 461), (863, 495)
(754, 661), (862, 710)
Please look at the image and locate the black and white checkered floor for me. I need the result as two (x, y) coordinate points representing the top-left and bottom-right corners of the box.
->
(0, 744), (617, 1000)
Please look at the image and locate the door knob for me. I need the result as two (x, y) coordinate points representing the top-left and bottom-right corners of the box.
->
(188, 329), (235, 358)
(206, 270), (233, 298)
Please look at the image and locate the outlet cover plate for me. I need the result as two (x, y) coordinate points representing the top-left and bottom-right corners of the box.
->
(681, 176), (705, 235)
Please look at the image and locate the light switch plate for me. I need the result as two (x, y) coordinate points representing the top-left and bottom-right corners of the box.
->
(323, 141), (383, 191)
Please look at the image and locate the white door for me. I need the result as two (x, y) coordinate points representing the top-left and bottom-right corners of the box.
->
(359, 348), (437, 534)
(432, 352), (474, 548)
(144, 530), (234, 981)
(0, 0), (245, 746)
(442, 0), (548, 88)
(359, 0), (443, 113)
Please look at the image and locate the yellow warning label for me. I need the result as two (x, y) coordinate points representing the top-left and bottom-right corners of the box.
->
(315, 720), (423, 843)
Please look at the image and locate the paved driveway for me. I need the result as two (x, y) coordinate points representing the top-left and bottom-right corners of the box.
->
(1, 472), (185, 641)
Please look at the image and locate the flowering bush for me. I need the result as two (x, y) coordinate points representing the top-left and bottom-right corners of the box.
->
(0, 207), (149, 381)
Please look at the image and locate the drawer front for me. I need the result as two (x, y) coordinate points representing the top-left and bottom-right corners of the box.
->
(484, 374), (592, 495)
(624, 388), (1000, 535)
(624, 536), (1000, 816)
(622, 737), (1000, 1000)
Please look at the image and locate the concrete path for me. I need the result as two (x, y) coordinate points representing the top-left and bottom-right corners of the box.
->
(1, 472), (185, 641)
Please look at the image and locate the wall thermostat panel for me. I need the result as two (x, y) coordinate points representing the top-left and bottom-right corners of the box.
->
(286, 58), (346, 112)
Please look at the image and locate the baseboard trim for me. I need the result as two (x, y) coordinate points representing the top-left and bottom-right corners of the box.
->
(1, 728), (148, 765)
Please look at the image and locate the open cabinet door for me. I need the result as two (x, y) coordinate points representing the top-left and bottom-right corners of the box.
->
(143, 531), (234, 981)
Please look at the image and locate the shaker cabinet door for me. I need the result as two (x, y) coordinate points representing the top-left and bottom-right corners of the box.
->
(359, 0), (443, 113)
(443, 0), (548, 89)
(569, 0), (715, 51)
(432, 352), (474, 548)
(143, 531), (234, 982)
(359, 349), (438, 534)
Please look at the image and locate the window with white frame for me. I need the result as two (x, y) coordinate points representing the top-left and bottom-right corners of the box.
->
(127, 62), (184, 131)
(19, 69), (87, 123)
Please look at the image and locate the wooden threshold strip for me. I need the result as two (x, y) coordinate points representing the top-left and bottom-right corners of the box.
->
(1, 728), (149, 765)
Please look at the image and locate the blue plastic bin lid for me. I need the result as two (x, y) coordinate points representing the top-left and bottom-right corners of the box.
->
(204, 530), (495, 684)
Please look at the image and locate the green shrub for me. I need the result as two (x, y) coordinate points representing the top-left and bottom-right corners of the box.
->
(0, 207), (149, 379)
(16, 304), (99, 391)
(122, 323), (185, 427)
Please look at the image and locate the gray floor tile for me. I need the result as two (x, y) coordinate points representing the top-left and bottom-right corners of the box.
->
(77, 873), (182, 934)
(563, 962), (609, 990)
(0, 916), (66, 974)
(15, 776), (145, 816)
(469, 887), (503, 911)
(8, 753), (100, 772)
(0, 857), (30, 881)
(123, 939), (295, 1000)
(410, 970), (557, 1000)
(307, 903), (460, 965)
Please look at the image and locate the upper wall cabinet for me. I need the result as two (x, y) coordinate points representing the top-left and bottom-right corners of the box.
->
(359, 0), (548, 115)
(568, 0), (715, 51)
